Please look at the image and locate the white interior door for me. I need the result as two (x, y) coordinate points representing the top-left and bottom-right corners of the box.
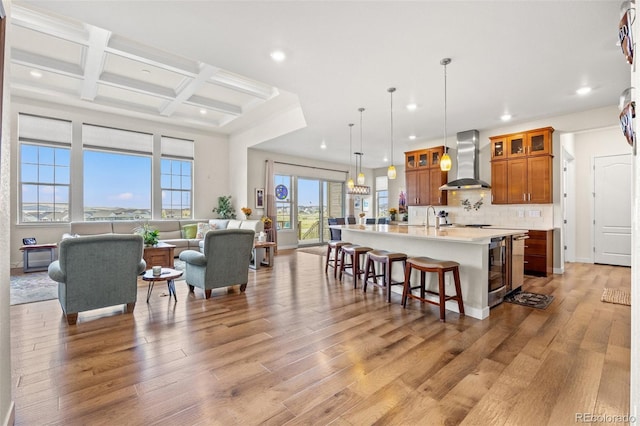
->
(594, 154), (632, 266)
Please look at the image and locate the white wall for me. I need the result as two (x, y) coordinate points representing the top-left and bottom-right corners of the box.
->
(572, 126), (629, 262)
(247, 148), (363, 248)
(1, 1), (14, 423)
(8, 97), (229, 267)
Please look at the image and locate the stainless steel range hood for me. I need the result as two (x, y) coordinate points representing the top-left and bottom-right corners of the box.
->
(439, 129), (491, 190)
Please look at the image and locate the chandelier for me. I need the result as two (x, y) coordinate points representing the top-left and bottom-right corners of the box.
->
(387, 87), (397, 179)
(346, 123), (355, 189)
(440, 58), (452, 172)
(348, 107), (370, 195)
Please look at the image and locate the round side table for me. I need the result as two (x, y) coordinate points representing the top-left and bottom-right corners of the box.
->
(142, 268), (183, 302)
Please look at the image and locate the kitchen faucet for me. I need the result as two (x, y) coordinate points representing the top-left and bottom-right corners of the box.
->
(426, 205), (439, 229)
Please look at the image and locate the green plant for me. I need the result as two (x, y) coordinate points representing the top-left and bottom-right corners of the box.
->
(134, 223), (160, 246)
(212, 195), (236, 219)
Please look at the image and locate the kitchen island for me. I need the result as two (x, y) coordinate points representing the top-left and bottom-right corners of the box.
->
(334, 224), (525, 320)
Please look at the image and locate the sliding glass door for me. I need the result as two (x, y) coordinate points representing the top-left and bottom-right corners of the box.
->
(297, 178), (344, 246)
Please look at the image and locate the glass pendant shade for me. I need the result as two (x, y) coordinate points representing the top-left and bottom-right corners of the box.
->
(347, 178), (355, 189)
(440, 152), (452, 171)
(357, 172), (365, 185)
(387, 165), (397, 179)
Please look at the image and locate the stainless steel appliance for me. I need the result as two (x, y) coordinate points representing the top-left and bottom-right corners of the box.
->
(510, 233), (528, 293)
(488, 236), (507, 307)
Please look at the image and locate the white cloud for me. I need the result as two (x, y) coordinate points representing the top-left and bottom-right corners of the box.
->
(111, 192), (133, 200)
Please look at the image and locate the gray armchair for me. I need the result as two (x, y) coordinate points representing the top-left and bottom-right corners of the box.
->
(179, 229), (255, 299)
(48, 234), (146, 325)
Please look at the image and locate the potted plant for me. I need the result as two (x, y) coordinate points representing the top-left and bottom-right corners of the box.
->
(212, 195), (236, 219)
(241, 207), (252, 219)
(261, 216), (272, 229)
(134, 223), (160, 246)
(388, 207), (398, 221)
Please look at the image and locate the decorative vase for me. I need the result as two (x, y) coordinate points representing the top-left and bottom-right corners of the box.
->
(390, 214), (396, 222)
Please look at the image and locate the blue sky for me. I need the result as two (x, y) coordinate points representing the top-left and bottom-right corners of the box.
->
(84, 151), (151, 209)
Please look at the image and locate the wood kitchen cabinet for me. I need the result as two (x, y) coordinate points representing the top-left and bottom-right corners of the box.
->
(490, 127), (554, 204)
(524, 230), (553, 277)
(490, 160), (508, 204)
(405, 146), (444, 170)
(405, 146), (447, 206)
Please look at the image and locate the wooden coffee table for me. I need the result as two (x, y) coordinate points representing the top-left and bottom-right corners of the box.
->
(143, 242), (175, 269)
(142, 268), (183, 302)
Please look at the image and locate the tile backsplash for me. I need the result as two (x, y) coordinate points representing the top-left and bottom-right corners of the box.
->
(406, 189), (554, 229)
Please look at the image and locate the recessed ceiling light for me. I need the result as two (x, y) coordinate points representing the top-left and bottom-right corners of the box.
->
(30, 70), (42, 79)
(320, 140), (327, 150)
(500, 114), (512, 121)
(576, 86), (592, 95)
(406, 103), (417, 111)
(409, 134), (416, 140)
(199, 109), (207, 115)
(270, 50), (286, 62)
(383, 156), (388, 162)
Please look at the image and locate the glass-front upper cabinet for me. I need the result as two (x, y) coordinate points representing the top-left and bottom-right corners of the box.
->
(418, 151), (428, 167)
(526, 128), (553, 155)
(490, 136), (507, 159)
(508, 133), (527, 157)
(429, 146), (444, 166)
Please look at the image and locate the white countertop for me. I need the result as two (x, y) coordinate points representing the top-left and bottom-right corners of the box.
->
(335, 224), (526, 243)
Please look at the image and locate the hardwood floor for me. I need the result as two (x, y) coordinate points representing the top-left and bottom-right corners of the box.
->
(10, 251), (631, 425)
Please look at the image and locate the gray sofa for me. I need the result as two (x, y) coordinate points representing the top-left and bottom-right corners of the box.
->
(48, 234), (147, 325)
(65, 219), (264, 256)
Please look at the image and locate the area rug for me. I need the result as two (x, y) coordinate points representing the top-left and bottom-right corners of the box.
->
(10, 260), (187, 306)
(601, 288), (631, 306)
(10, 271), (58, 305)
(296, 246), (327, 257)
(504, 291), (555, 310)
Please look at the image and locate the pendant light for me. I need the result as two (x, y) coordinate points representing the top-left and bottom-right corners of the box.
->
(440, 58), (452, 172)
(387, 87), (397, 179)
(347, 123), (355, 189)
(357, 107), (366, 184)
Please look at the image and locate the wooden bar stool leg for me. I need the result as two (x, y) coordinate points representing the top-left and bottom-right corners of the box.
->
(324, 244), (332, 273)
(334, 247), (341, 278)
(402, 262), (412, 307)
(339, 249), (347, 280)
(453, 267), (465, 316)
(353, 253), (360, 288)
(420, 271), (426, 299)
(438, 269), (446, 321)
(363, 255), (373, 292)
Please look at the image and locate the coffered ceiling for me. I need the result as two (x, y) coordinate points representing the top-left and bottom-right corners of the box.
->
(9, 1), (630, 169)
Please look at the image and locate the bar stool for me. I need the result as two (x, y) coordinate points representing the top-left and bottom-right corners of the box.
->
(325, 240), (352, 277)
(363, 250), (408, 303)
(402, 256), (465, 322)
(339, 245), (372, 287)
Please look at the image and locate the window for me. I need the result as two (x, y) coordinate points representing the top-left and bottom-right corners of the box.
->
(161, 159), (192, 218)
(376, 176), (389, 217)
(19, 114), (71, 222)
(275, 175), (292, 230)
(83, 124), (152, 221)
(161, 136), (194, 219)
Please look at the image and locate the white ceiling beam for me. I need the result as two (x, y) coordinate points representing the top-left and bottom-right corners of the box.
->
(210, 70), (278, 100)
(187, 95), (242, 116)
(12, 5), (89, 44)
(160, 64), (219, 117)
(12, 48), (83, 77)
(81, 26), (111, 101)
(100, 72), (176, 99)
(107, 35), (199, 76)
